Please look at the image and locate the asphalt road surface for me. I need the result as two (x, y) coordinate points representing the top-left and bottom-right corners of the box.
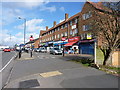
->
(6, 52), (119, 88)
(1, 51), (16, 69)
(0, 51), (17, 89)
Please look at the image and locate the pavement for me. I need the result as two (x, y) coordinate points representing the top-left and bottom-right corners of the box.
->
(17, 52), (35, 61)
(4, 52), (119, 88)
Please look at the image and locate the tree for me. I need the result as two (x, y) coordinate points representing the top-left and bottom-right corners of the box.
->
(92, 2), (120, 65)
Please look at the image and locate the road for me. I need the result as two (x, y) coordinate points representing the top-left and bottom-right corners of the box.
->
(6, 52), (119, 88)
(1, 51), (16, 69)
(0, 51), (17, 89)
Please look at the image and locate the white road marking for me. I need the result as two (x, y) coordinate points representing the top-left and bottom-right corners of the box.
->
(0, 53), (17, 72)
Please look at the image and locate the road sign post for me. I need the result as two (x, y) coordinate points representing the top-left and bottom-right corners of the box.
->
(62, 37), (66, 57)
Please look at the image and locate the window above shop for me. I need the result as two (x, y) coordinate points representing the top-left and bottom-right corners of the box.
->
(74, 29), (78, 34)
(70, 21), (72, 26)
(83, 24), (91, 31)
(75, 18), (78, 24)
(58, 27), (60, 31)
(65, 32), (67, 36)
(65, 23), (68, 28)
(70, 30), (72, 35)
(82, 11), (92, 20)
(61, 33), (64, 37)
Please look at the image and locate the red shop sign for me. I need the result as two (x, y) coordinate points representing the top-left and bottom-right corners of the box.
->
(62, 37), (66, 41)
(68, 36), (80, 42)
(30, 35), (34, 41)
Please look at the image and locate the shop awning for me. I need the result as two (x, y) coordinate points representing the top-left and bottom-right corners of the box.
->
(64, 41), (77, 46)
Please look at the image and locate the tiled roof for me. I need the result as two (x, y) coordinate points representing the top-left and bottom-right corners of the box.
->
(87, 1), (103, 10)
(40, 1), (107, 35)
(40, 30), (46, 35)
(43, 12), (80, 33)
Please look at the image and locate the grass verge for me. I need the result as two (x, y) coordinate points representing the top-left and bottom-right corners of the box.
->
(69, 59), (120, 76)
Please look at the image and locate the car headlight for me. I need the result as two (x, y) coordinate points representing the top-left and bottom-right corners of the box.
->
(54, 50), (58, 53)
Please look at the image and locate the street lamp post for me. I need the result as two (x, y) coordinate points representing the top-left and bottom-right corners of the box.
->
(18, 17), (26, 45)
(62, 36), (66, 57)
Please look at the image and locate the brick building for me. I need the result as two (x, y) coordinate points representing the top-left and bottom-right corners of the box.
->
(34, 1), (103, 54)
(33, 1), (120, 66)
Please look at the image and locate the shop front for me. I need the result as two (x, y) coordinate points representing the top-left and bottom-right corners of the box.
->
(54, 40), (68, 49)
(79, 39), (95, 55)
(64, 36), (80, 54)
(48, 41), (54, 47)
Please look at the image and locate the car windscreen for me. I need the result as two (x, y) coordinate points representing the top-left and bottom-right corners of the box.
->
(54, 48), (59, 50)
(5, 48), (10, 49)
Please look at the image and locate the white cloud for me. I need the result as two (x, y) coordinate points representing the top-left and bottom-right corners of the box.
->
(59, 19), (65, 23)
(2, 8), (23, 26)
(60, 7), (65, 11)
(0, 18), (45, 46)
(15, 32), (23, 37)
(40, 6), (56, 12)
(0, 29), (40, 46)
(16, 18), (45, 32)
(0, 29), (18, 46)
(2, 0), (49, 9)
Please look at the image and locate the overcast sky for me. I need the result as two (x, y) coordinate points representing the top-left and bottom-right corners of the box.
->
(1, 0), (101, 46)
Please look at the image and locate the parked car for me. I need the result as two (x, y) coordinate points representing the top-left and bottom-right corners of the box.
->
(3, 48), (11, 52)
(50, 48), (62, 55)
(33, 48), (38, 52)
(36, 48), (41, 52)
(40, 48), (47, 53)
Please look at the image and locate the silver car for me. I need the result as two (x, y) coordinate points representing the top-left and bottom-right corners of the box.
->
(40, 48), (47, 53)
(50, 48), (62, 55)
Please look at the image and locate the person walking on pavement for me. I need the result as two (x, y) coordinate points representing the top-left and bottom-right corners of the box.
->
(19, 49), (22, 58)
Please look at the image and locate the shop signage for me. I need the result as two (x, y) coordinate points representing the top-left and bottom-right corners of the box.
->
(87, 33), (92, 39)
(72, 25), (76, 29)
(79, 39), (96, 43)
(62, 37), (66, 41)
(30, 35), (33, 41)
(48, 41), (53, 44)
(68, 36), (80, 42)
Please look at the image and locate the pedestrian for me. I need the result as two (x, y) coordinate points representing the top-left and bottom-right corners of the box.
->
(19, 49), (22, 58)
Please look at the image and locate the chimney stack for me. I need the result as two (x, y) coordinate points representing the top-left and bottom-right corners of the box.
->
(65, 13), (69, 20)
(46, 26), (48, 30)
(53, 21), (56, 27)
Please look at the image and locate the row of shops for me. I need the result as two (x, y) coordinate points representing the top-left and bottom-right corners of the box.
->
(39, 36), (95, 55)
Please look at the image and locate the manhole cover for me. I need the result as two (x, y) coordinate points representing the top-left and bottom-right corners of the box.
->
(19, 79), (40, 88)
